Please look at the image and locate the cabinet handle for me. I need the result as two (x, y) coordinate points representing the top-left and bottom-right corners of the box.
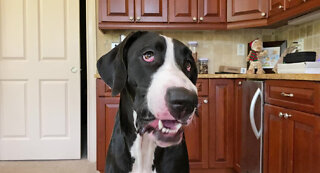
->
(136, 16), (141, 21)
(284, 113), (292, 119)
(279, 112), (284, 118)
(192, 17), (197, 22)
(199, 17), (204, 21)
(281, 92), (294, 97)
(129, 16), (134, 21)
(303, 0), (307, 2)
(261, 12), (266, 17)
(238, 81), (242, 86)
(203, 99), (208, 104)
(278, 5), (283, 9)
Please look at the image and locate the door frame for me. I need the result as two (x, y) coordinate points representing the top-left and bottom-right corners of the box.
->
(86, 0), (97, 162)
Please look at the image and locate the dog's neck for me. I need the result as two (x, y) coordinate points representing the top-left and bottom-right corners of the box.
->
(130, 133), (157, 173)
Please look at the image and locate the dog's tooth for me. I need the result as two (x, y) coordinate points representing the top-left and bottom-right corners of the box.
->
(176, 123), (182, 130)
(162, 128), (166, 133)
(166, 129), (170, 133)
(158, 120), (163, 130)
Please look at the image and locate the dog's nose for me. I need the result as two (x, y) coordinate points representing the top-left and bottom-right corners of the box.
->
(165, 87), (198, 121)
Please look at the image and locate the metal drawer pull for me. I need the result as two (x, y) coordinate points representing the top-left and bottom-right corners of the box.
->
(281, 92), (294, 97)
(203, 99), (208, 104)
(279, 112), (284, 118)
(284, 113), (292, 119)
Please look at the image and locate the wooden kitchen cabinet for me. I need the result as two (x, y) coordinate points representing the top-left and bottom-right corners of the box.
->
(184, 97), (209, 169)
(99, 0), (167, 23)
(169, 0), (226, 23)
(208, 79), (234, 168)
(269, 0), (285, 17)
(227, 0), (268, 22)
(264, 104), (320, 173)
(233, 79), (245, 173)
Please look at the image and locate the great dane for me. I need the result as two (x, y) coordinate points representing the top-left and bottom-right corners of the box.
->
(97, 31), (198, 173)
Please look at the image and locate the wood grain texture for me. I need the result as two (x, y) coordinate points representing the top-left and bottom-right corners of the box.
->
(135, 0), (167, 22)
(168, 0), (198, 23)
(227, 0), (268, 22)
(198, 0), (226, 23)
(99, 0), (134, 22)
(265, 80), (320, 114)
(208, 79), (234, 168)
(233, 79), (244, 173)
(185, 97), (209, 169)
(196, 79), (209, 96)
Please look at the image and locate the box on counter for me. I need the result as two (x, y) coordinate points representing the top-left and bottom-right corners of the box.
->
(219, 65), (242, 74)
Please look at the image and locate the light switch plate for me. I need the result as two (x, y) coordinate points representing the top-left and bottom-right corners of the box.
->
(237, 44), (245, 56)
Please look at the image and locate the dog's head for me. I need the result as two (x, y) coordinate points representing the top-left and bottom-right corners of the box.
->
(97, 31), (198, 147)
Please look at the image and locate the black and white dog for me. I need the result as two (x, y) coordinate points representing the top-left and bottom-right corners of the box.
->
(97, 31), (198, 173)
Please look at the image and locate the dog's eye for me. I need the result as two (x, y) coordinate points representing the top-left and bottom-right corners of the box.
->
(142, 51), (155, 62)
(185, 61), (191, 72)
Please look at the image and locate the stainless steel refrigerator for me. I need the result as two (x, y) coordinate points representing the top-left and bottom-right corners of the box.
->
(240, 80), (264, 173)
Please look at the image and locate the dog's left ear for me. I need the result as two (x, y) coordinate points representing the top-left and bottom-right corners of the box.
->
(97, 31), (146, 96)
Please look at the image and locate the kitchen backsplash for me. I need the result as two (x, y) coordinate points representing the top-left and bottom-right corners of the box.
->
(275, 18), (320, 58)
(97, 29), (276, 74)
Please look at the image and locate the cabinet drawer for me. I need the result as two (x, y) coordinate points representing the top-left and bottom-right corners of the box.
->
(196, 79), (209, 96)
(265, 80), (320, 114)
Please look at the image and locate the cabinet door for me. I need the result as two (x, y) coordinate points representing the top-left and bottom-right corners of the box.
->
(286, 108), (320, 173)
(208, 79), (234, 168)
(97, 96), (119, 173)
(269, 0), (285, 17)
(185, 97), (209, 169)
(198, 0), (226, 23)
(286, 0), (306, 10)
(227, 0), (268, 22)
(99, 0), (134, 22)
(168, 0), (198, 23)
(233, 79), (244, 173)
(135, 0), (167, 22)
(263, 104), (288, 173)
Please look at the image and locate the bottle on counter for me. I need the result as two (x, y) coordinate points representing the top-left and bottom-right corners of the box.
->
(187, 41), (198, 62)
(198, 58), (208, 74)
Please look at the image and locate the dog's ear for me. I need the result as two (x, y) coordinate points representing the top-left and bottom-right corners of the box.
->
(97, 31), (146, 96)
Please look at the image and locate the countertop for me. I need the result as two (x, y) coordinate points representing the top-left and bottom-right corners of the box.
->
(95, 73), (320, 81)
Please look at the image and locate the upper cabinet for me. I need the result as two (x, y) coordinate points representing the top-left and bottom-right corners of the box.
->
(99, 0), (320, 30)
(227, 0), (268, 22)
(269, 0), (285, 17)
(99, 0), (167, 23)
(169, 0), (226, 23)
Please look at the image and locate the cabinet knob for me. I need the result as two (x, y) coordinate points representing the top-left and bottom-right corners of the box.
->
(284, 113), (292, 119)
(279, 112), (284, 118)
(281, 92), (294, 97)
(261, 12), (266, 17)
(203, 99), (208, 104)
(193, 17), (197, 22)
(199, 17), (204, 21)
(303, 0), (307, 2)
(278, 5), (283, 9)
(129, 16), (134, 21)
(136, 17), (141, 21)
(238, 81), (242, 86)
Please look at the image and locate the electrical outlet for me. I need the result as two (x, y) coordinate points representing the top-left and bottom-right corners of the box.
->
(111, 42), (119, 49)
(237, 44), (245, 56)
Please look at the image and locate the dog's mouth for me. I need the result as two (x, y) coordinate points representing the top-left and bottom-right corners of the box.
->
(138, 119), (185, 147)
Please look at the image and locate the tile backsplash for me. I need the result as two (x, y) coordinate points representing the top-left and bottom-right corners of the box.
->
(97, 29), (275, 74)
(275, 19), (320, 59)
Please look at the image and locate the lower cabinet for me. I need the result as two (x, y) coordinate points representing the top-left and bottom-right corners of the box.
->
(264, 104), (320, 173)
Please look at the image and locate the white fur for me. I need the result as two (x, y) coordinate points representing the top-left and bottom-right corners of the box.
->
(146, 36), (197, 120)
(130, 133), (157, 173)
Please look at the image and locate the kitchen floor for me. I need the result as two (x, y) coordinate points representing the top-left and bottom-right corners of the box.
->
(0, 159), (98, 173)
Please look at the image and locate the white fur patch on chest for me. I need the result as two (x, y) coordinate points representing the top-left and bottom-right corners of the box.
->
(130, 133), (157, 173)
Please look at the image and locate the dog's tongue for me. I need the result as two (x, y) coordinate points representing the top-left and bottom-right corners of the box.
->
(162, 120), (177, 128)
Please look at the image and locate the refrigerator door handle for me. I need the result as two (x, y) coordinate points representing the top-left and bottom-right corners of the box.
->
(250, 88), (263, 139)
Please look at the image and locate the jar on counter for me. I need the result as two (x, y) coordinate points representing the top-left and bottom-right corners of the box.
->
(198, 58), (208, 74)
(187, 41), (198, 61)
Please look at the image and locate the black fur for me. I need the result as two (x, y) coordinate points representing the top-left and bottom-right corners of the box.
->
(97, 31), (197, 173)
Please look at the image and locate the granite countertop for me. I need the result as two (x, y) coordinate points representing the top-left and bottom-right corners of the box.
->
(95, 73), (320, 81)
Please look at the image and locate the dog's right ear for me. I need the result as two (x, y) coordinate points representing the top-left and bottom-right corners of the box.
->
(97, 31), (146, 96)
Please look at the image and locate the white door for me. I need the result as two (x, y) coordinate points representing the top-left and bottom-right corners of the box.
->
(0, 0), (81, 160)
